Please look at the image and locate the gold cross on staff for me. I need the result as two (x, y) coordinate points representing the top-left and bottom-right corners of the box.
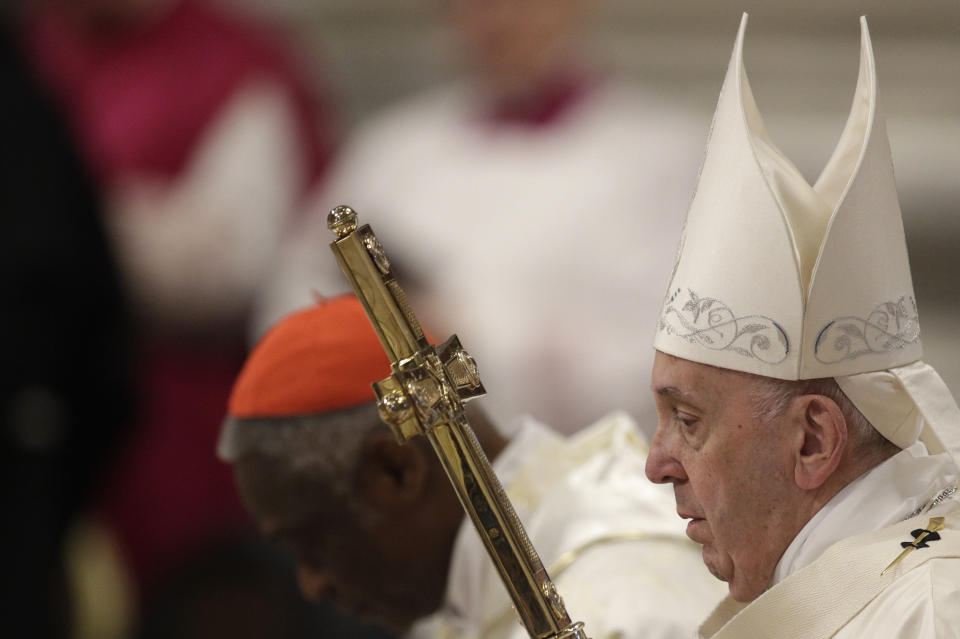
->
(880, 517), (946, 576)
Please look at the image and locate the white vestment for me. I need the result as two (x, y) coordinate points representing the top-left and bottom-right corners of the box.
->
(409, 412), (726, 639)
(700, 442), (960, 638)
(255, 80), (704, 434)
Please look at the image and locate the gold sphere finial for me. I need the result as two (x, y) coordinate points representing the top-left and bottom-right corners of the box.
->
(328, 205), (358, 238)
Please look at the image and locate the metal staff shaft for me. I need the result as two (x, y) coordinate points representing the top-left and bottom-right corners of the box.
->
(327, 205), (587, 639)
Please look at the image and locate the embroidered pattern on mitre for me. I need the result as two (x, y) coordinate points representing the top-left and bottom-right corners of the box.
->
(655, 14), (922, 381)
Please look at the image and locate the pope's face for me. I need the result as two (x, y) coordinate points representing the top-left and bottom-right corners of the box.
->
(645, 351), (801, 602)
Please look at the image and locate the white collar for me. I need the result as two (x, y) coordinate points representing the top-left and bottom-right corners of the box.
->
(771, 441), (958, 586)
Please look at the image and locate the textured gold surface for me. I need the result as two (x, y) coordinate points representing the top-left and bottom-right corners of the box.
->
(326, 205), (358, 238)
(328, 206), (589, 639)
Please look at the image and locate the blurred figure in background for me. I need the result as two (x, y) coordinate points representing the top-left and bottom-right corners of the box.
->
(0, 14), (132, 638)
(256, 0), (706, 437)
(20, 0), (337, 631)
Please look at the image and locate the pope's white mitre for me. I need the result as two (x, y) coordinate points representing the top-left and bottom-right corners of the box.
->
(655, 14), (921, 381)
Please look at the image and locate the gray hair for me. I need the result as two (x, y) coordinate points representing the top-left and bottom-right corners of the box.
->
(749, 375), (897, 458)
(218, 402), (385, 497)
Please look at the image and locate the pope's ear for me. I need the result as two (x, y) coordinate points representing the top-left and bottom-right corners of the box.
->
(791, 395), (847, 490)
(355, 430), (430, 509)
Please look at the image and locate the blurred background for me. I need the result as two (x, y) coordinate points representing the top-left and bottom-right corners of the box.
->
(2, 0), (957, 638)
(244, 0), (959, 389)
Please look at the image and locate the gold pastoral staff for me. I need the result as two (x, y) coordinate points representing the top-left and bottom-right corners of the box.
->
(327, 205), (589, 639)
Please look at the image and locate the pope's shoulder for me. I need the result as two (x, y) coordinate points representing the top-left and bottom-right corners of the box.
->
(836, 553), (960, 638)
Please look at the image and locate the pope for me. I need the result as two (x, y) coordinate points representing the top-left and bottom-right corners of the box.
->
(644, 15), (960, 638)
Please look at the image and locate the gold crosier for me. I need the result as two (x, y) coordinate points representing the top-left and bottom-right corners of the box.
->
(327, 206), (589, 639)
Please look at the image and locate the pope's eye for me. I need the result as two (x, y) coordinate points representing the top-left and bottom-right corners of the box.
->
(674, 411), (697, 428)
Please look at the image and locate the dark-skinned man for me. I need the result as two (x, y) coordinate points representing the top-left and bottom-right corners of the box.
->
(217, 294), (724, 639)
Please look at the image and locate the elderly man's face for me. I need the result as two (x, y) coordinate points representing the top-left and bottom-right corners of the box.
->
(234, 455), (447, 633)
(645, 351), (801, 602)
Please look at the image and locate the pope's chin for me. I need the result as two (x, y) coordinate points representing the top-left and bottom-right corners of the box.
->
(687, 521), (739, 595)
(702, 550), (765, 603)
(699, 543), (729, 584)
(714, 554), (772, 603)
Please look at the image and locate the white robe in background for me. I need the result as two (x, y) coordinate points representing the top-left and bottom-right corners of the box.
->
(255, 80), (705, 435)
(409, 412), (726, 639)
(700, 442), (960, 638)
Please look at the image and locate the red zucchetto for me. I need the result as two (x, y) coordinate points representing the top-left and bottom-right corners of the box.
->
(227, 295), (391, 418)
